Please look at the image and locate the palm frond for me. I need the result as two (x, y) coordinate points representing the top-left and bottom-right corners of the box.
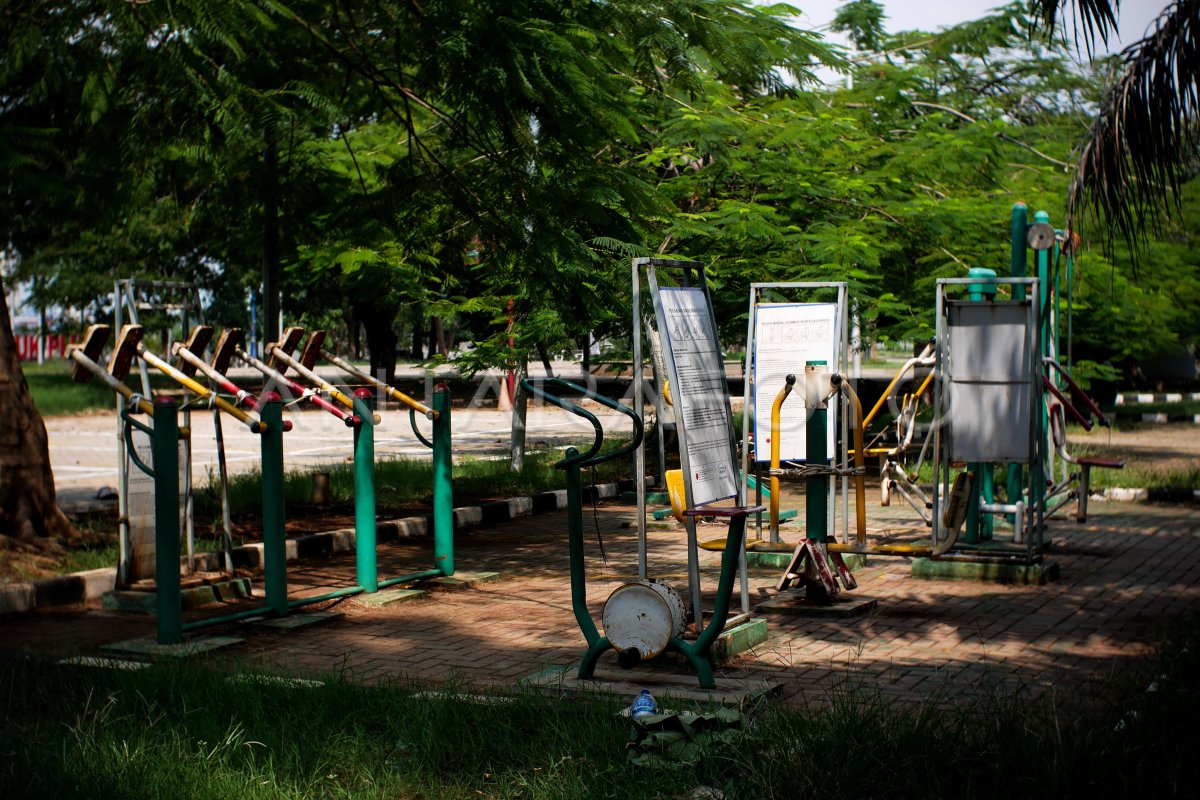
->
(1067, 0), (1200, 252)
(1032, 0), (1120, 54)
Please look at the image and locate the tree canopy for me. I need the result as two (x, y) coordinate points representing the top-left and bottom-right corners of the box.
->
(2, 0), (1196, 377)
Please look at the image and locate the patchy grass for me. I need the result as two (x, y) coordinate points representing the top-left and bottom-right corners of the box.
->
(23, 361), (179, 417)
(4, 615), (1199, 799)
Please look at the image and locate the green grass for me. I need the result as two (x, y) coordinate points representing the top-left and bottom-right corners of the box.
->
(191, 446), (636, 540)
(4, 615), (1199, 798)
(1067, 444), (1200, 491)
(24, 361), (180, 416)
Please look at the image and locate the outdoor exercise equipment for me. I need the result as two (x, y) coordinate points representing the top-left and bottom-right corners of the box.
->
(740, 282), (850, 551)
(626, 256), (773, 685)
(67, 324), (288, 644)
(268, 328), (455, 596)
(926, 275), (1047, 559)
(266, 327), (381, 425)
(287, 329), (454, 578)
(219, 327), (361, 426)
(528, 377), (760, 688)
(173, 326), (294, 572)
(112, 279), (204, 583)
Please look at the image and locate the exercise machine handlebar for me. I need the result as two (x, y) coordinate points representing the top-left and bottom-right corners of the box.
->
(133, 338), (263, 434)
(172, 343), (293, 433)
(234, 346), (359, 427)
(69, 349), (191, 439)
(519, 378), (644, 468)
(266, 344), (382, 425)
(321, 349), (437, 420)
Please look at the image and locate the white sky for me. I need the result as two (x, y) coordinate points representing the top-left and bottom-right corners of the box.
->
(792, 0), (1173, 54)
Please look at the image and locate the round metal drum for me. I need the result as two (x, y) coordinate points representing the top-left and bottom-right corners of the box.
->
(602, 580), (687, 661)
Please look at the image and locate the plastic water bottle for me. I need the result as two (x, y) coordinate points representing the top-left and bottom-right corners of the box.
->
(631, 689), (657, 719)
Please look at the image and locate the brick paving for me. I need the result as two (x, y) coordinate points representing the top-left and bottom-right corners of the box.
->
(2, 495), (1198, 710)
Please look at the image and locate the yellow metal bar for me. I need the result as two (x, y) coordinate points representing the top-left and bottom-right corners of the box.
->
(322, 350), (437, 419)
(841, 380), (869, 547)
(267, 345), (382, 424)
(69, 349), (194, 437)
(861, 349), (935, 430)
(830, 542), (932, 556)
(769, 376), (796, 540)
(139, 349), (261, 433)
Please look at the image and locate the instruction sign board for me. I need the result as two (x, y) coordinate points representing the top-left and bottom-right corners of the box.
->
(753, 303), (837, 461)
(656, 287), (738, 507)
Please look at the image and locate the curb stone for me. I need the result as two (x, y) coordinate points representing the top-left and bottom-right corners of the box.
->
(0, 479), (637, 617)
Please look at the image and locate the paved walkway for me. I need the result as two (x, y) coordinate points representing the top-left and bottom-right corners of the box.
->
(3, 494), (1197, 710)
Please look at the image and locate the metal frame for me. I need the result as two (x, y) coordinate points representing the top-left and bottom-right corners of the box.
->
(113, 279), (202, 586)
(739, 282), (849, 547)
(631, 257), (749, 631)
(931, 277), (1044, 560)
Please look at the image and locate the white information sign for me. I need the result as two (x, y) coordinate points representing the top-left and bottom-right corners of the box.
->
(753, 302), (837, 461)
(656, 287), (738, 507)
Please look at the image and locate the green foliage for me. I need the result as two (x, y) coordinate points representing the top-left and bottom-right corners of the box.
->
(832, 0), (888, 52)
(1, 0), (1195, 377)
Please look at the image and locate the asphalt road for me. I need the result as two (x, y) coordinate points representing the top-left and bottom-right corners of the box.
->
(46, 402), (640, 513)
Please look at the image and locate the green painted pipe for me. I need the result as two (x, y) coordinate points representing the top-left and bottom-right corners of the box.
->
(288, 585), (364, 608)
(564, 454), (602, 648)
(259, 396), (288, 617)
(432, 385), (454, 576)
(1011, 202), (1028, 301)
(806, 361), (828, 544)
(352, 389), (378, 593)
(378, 568), (442, 590)
(181, 603), (276, 630)
(152, 397), (182, 645)
(1008, 203), (1029, 514)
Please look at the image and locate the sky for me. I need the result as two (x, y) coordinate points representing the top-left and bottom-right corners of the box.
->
(791, 0), (1173, 55)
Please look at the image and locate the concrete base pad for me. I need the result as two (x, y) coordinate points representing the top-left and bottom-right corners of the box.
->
(353, 588), (427, 607)
(251, 611), (344, 630)
(756, 591), (878, 618)
(712, 618), (769, 663)
(102, 578), (253, 614)
(523, 664), (779, 706)
(101, 635), (243, 659)
(425, 571), (501, 590)
(910, 558), (1060, 585)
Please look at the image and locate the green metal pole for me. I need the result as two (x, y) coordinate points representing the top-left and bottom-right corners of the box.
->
(352, 388), (377, 593)
(259, 395), (288, 617)
(1035, 210), (1052, 362)
(1008, 203), (1028, 511)
(153, 397), (182, 645)
(1010, 203), (1028, 301)
(965, 269), (997, 543)
(564, 453), (601, 647)
(1034, 210), (1051, 515)
(806, 361), (828, 544)
(432, 384), (454, 576)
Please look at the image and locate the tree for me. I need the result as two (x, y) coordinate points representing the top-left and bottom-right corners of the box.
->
(0, 282), (76, 546)
(1037, 1), (1200, 249)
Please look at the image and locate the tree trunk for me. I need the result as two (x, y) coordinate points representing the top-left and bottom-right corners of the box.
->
(347, 308), (361, 360)
(358, 303), (399, 385)
(261, 132), (281, 345)
(410, 306), (423, 360)
(536, 342), (555, 377)
(0, 284), (76, 545)
(429, 316), (445, 358)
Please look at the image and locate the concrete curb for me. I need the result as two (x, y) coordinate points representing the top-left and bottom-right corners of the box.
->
(0, 478), (634, 618)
